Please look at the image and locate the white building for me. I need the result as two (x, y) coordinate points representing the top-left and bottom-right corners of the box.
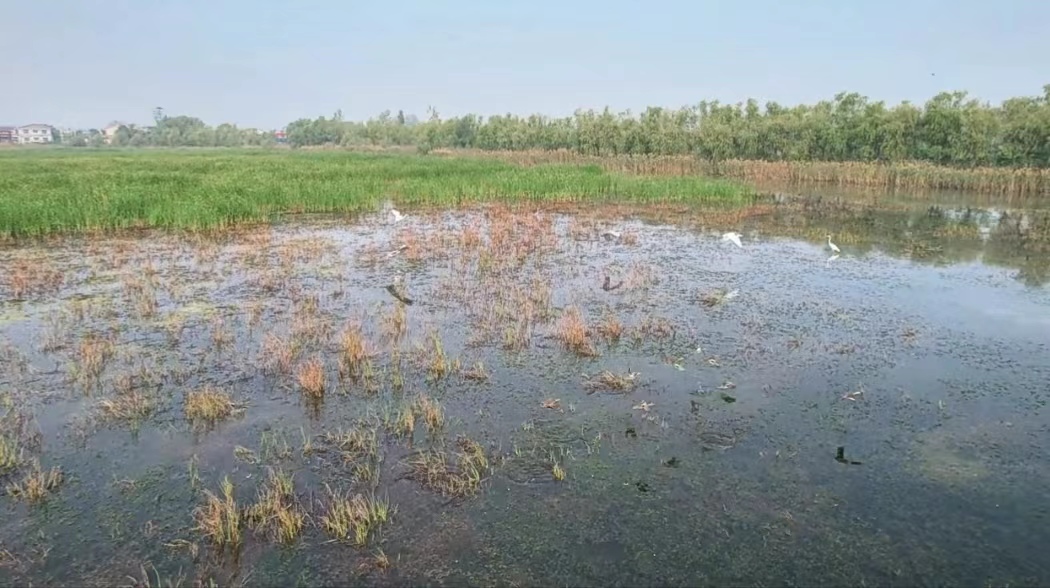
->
(17, 124), (54, 144)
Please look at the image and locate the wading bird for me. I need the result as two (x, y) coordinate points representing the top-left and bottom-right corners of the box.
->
(389, 209), (405, 223)
(826, 235), (840, 253)
(721, 232), (743, 248)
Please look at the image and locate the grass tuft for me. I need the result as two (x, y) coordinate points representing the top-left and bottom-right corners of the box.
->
(192, 476), (242, 550)
(245, 468), (305, 544)
(319, 485), (393, 546)
(5, 460), (63, 503)
(297, 357), (326, 398)
(184, 386), (239, 423)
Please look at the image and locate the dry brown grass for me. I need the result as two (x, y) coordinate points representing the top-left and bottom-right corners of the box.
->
(554, 306), (598, 357)
(5, 460), (63, 503)
(98, 389), (154, 424)
(462, 361), (489, 382)
(2, 259), (64, 300)
(75, 333), (115, 383)
(210, 317), (233, 349)
(260, 334), (297, 375)
(184, 386), (239, 423)
(583, 370), (639, 394)
(415, 394), (444, 432)
(381, 303), (408, 343)
(338, 322), (375, 379)
(594, 313), (625, 342)
(296, 357), (326, 398)
(406, 436), (490, 498)
(450, 148), (1050, 196)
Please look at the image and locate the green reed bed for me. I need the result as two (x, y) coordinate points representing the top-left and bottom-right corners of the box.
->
(0, 149), (753, 238)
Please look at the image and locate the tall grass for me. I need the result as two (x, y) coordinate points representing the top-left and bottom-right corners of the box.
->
(451, 149), (1050, 197)
(0, 149), (752, 238)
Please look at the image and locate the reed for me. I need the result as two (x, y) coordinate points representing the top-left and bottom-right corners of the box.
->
(452, 150), (1050, 197)
(0, 149), (751, 239)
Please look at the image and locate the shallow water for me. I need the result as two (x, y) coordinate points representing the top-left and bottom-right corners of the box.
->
(1, 196), (1049, 587)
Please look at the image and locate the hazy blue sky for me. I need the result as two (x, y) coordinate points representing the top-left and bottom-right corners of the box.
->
(2, 0), (1048, 130)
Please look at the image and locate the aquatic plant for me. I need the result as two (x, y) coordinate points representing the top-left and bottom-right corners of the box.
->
(98, 389), (155, 424)
(245, 468), (305, 544)
(406, 436), (491, 498)
(415, 394), (445, 433)
(296, 357), (327, 398)
(4, 460), (63, 503)
(319, 485), (392, 546)
(184, 386), (238, 423)
(583, 370), (639, 393)
(0, 434), (22, 474)
(0, 150), (753, 239)
(554, 306), (598, 357)
(192, 476), (242, 549)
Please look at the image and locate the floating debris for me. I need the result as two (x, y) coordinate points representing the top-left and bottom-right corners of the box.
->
(602, 275), (624, 291)
(841, 389), (864, 402)
(835, 446), (863, 465)
(719, 392), (736, 403)
(385, 283), (413, 305)
(662, 457), (679, 468)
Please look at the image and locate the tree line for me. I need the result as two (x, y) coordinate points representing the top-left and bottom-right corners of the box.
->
(61, 87), (1050, 169)
(66, 107), (277, 148)
(286, 86), (1050, 168)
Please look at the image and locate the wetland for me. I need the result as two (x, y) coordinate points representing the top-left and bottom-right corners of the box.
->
(1, 152), (1049, 587)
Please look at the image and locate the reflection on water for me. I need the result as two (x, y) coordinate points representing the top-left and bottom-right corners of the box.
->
(0, 189), (1048, 587)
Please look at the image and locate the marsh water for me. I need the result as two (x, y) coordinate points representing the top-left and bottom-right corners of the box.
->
(1, 187), (1049, 587)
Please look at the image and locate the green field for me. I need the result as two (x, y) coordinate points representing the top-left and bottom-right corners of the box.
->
(0, 149), (753, 238)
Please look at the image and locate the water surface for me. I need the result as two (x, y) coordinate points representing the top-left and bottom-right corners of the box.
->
(0, 194), (1048, 587)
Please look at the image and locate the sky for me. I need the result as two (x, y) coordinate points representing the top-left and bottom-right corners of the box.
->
(2, 0), (1048, 130)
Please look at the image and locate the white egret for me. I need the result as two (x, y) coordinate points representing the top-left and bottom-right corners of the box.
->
(721, 232), (743, 248)
(389, 209), (405, 223)
(826, 234), (840, 253)
(601, 230), (621, 241)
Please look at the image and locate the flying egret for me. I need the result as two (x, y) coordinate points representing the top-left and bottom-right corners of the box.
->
(721, 232), (743, 248)
(389, 209), (405, 223)
(826, 235), (840, 253)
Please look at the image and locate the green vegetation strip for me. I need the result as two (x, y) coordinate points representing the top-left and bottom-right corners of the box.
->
(0, 150), (752, 238)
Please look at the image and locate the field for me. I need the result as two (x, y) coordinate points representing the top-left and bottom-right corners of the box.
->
(0, 149), (751, 239)
(1, 150), (1050, 586)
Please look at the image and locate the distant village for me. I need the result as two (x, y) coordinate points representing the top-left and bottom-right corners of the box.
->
(0, 122), (287, 145)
